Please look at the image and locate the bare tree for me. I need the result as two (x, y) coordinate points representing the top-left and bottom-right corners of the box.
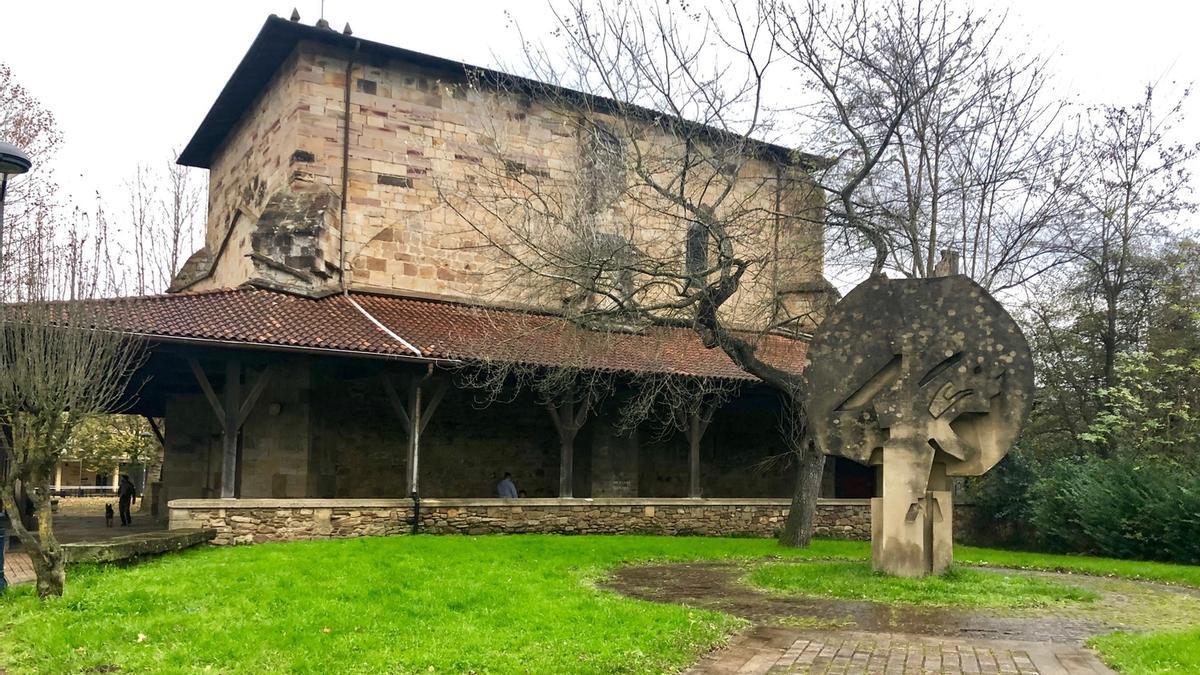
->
(443, 0), (837, 545)
(117, 155), (204, 295)
(126, 164), (157, 295)
(443, 0), (1085, 544)
(773, 0), (1077, 290)
(1010, 83), (1197, 465)
(1057, 85), (1197, 391)
(0, 234), (143, 597)
(0, 62), (145, 598)
(0, 63), (62, 299)
(157, 155), (204, 292)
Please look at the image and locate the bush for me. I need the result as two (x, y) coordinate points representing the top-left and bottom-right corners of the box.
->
(964, 449), (1040, 547)
(1027, 458), (1093, 553)
(1027, 457), (1200, 564)
(971, 453), (1200, 564)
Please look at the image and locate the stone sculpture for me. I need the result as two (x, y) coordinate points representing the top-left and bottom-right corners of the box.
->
(804, 274), (1034, 577)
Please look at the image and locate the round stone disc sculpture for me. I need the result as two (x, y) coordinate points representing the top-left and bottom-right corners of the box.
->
(805, 275), (1034, 577)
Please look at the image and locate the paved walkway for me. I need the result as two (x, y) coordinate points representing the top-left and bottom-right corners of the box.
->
(604, 561), (1155, 675)
(3, 508), (166, 587)
(3, 550), (35, 586)
(687, 626), (1114, 674)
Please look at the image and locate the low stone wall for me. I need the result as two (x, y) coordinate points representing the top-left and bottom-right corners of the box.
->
(169, 498), (879, 545)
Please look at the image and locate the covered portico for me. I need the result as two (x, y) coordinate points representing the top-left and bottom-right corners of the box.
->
(95, 286), (873, 543)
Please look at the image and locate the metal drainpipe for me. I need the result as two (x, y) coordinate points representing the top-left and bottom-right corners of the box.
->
(339, 40), (361, 292)
(410, 490), (421, 535)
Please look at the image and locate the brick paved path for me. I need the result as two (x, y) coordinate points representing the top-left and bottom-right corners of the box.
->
(606, 562), (1130, 675)
(3, 550), (35, 587)
(2, 511), (165, 589)
(688, 626), (1114, 675)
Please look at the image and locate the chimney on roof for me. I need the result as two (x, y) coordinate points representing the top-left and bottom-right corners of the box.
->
(933, 249), (961, 277)
(289, 8), (301, 22)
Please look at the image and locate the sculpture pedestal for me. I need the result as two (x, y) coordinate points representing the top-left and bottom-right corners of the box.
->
(871, 490), (953, 577)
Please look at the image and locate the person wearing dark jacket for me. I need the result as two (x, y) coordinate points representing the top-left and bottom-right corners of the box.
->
(117, 475), (137, 526)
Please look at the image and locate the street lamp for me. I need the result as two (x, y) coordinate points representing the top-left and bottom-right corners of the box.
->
(0, 140), (33, 271)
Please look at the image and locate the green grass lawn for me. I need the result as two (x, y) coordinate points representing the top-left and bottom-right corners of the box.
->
(1090, 628), (1200, 674)
(746, 561), (1098, 608)
(0, 536), (861, 674)
(0, 535), (1195, 674)
(957, 545), (1200, 588)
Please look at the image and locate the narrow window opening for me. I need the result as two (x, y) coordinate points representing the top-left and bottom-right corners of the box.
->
(686, 221), (708, 278)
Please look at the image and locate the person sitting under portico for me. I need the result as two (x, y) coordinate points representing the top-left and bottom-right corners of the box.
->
(496, 472), (518, 499)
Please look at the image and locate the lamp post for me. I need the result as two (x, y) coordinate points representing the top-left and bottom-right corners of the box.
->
(0, 140), (33, 274)
(0, 140), (31, 591)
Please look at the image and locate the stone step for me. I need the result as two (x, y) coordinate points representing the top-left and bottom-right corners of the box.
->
(61, 528), (216, 564)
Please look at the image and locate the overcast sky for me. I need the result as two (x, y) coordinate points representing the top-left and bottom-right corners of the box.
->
(2, 0), (1197, 224)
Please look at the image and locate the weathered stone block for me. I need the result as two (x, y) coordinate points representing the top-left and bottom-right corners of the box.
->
(63, 529), (217, 564)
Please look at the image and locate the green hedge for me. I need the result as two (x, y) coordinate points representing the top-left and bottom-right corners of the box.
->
(968, 454), (1200, 564)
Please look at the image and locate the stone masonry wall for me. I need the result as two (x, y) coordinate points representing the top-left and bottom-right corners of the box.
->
(239, 360), (313, 498)
(187, 39), (828, 331)
(291, 41), (825, 324)
(161, 392), (221, 501)
(170, 498), (879, 545)
(198, 51), (308, 291)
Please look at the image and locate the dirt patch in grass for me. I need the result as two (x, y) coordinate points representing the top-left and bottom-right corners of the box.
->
(604, 560), (1198, 646)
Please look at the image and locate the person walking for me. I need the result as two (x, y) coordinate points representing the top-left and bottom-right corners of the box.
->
(117, 475), (137, 526)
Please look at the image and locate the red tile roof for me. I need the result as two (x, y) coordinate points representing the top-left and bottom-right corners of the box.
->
(80, 287), (808, 381)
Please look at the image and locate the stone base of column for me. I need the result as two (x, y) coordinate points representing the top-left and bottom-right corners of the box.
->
(871, 490), (953, 577)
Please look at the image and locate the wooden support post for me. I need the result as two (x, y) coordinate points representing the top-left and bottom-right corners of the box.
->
(546, 386), (590, 498)
(143, 416), (166, 448)
(407, 377), (421, 496)
(559, 430), (573, 498)
(382, 372), (447, 497)
(680, 401), (716, 499)
(688, 412), (701, 498)
(221, 360), (241, 499)
(188, 357), (273, 500)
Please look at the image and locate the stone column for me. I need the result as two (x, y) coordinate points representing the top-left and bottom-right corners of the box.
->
(871, 443), (952, 578)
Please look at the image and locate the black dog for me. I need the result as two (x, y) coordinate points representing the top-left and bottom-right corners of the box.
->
(104, 503), (114, 527)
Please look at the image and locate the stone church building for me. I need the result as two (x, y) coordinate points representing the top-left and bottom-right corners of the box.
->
(88, 15), (875, 544)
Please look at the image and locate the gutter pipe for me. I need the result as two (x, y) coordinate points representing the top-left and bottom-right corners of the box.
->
(339, 39), (361, 291)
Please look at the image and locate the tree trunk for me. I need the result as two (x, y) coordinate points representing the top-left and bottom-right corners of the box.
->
(1, 478), (65, 597)
(1103, 297), (1118, 390)
(778, 442), (825, 548)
